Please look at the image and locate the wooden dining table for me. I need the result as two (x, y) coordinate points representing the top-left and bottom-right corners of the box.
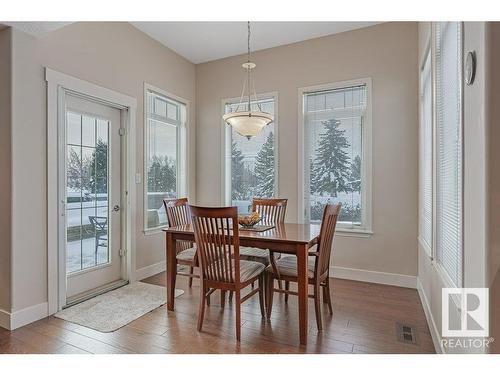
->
(164, 222), (320, 345)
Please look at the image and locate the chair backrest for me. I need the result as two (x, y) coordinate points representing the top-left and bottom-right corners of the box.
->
(164, 198), (193, 255)
(315, 204), (341, 277)
(252, 198), (287, 225)
(190, 205), (240, 285)
(163, 198), (190, 227)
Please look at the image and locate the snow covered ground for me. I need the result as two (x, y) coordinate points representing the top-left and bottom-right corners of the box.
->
(67, 237), (108, 274)
(66, 200), (108, 228)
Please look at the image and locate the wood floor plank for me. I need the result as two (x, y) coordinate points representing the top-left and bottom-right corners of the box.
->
(26, 318), (130, 354)
(55, 344), (91, 354)
(0, 273), (435, 354)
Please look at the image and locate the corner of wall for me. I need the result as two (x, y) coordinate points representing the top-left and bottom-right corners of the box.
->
(0, 26), (13, 317)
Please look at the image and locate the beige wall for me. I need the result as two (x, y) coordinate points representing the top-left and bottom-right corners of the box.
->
(9, 22), (196, 311)
(196, 22), (419, 278)
(0, 27), (12, 312)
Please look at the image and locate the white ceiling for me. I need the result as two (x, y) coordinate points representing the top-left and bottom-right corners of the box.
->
(131, 22), (380, 64)
(2, 21), (380, 64)
(1, 21), (71, 36)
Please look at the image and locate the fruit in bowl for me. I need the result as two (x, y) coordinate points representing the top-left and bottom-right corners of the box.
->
(238, 212), (261, 228)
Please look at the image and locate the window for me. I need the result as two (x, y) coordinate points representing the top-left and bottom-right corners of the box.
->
(300, 80), (372, 232)
(223, 95), (277, 214)
(144, 85), (187, 230)
(419, 47), (433, 256)
(434, 22), (463, 287)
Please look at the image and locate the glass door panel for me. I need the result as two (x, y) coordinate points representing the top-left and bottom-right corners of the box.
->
(66, 111), (110, 274)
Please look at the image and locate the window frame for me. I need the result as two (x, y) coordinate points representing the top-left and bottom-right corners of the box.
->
(143, 83), (189, 233)
(419, 41), (434, 259)
(220, 92), (279, 206)
(298, 78), (373, 237)
(431, 22), (464, 289)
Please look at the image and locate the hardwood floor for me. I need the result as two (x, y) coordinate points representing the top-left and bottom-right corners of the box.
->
(0, 273), (435, 354)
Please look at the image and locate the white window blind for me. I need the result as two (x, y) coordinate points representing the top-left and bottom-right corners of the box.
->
(419, 49), (433, 254)
(434, 22), (463, 287)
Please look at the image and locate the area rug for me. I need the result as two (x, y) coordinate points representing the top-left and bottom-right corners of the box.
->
(54, 282), (184, 332)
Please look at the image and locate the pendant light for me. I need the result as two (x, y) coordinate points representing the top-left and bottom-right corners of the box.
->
(223, 22), (273, 139)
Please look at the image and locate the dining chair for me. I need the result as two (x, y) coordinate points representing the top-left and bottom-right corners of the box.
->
(236, 198), (287, 292)
(240, 198), (288, 264)
(190, 205), (266, 341)
(163, 198), (198, 288)
(266, 203), (341, 331)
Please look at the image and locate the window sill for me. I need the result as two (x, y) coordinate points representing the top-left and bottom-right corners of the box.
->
(335, 228), (373, 238)
(143, 226), (167, 236)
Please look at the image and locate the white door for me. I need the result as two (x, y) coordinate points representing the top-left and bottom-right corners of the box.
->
(63, 94), (125, 302)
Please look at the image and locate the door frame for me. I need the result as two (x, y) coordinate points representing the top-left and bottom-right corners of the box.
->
(46, 68), (137, 314)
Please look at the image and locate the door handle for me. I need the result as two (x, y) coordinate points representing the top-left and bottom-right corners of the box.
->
(113, 205), (120, 212)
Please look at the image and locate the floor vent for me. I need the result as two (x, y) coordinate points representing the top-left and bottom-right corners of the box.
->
(396, 322), (418, 345)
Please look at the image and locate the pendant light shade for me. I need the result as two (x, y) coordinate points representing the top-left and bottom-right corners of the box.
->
(223, 22), (273, 139)
(223, 111), (273, 140)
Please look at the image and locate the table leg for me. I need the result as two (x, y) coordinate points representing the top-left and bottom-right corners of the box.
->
(296, 243), (308, 345)
(166, 232), (176, 311)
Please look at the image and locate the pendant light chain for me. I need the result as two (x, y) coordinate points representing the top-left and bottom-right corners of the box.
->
(222, 21), (273, 139)
(248, 21), (263, 112)
(247, 21), (251, 63)
(247, 21), (251, 112)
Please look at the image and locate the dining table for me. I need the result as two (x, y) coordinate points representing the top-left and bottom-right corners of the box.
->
(163, 222), (321, 345)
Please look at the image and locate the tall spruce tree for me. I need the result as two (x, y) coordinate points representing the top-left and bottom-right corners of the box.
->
(310, 119), (351, 197)
(254, 132), (275, 197)
(147, 155), (176, 193)
(89, 139), (109, 194)
(350, 155), (362, 193)
(231, 141), (246, 200)
(67, 148), (84, 191)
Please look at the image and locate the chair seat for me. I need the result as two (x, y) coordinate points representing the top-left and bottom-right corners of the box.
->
(239, 246), (269, 259)
(207, 259), (265, 283)
(239, 260), (266, 282)
(176, 247), (196, 262)
(268, 255), (316, 278)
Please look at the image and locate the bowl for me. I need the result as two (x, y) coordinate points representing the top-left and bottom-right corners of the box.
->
(238, 212), (261, 228)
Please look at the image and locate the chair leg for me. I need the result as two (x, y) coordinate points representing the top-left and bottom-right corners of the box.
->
(220, 290), (226, 309)
(206, 287), (210, 306)
(235, 290), (241, 341)
(188, 266), (194, 287)
(266, 273), (275, 320)
(324, 277), (333, 315)
(284, 281), (290, 303)
(314, 284), (323, 331)
(197, 282), (206, 332)
(251, 281), (255, 289)
(277, 280), (283, 290)
(258, 275), (265, 318)
(229, 291), (233, 302)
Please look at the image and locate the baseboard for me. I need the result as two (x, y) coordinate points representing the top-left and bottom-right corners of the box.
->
(416, 277), (444, 354)
(0, 309), (11, 330)
(330, 266), (417, 289)
(134, 260), (166, 281)
(136, 262), (416, 289)
(9, 302), (48, 330)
